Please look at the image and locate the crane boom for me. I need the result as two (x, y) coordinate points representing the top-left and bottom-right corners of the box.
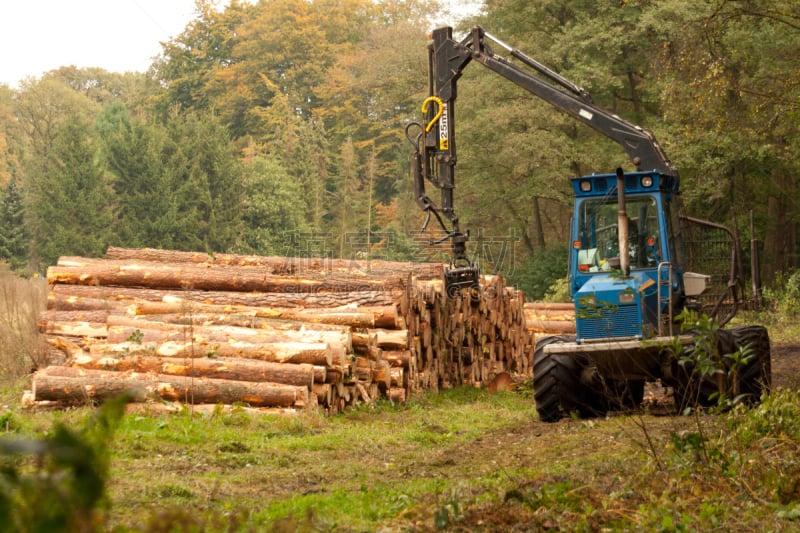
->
(407, 26), (677, 293)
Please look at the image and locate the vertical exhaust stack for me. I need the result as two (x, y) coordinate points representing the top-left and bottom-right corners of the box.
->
(616, 167), (630, 276)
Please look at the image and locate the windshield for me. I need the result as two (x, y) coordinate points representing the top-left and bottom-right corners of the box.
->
(576, 196), (661, 272)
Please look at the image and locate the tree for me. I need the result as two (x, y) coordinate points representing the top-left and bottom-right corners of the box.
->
(167, 110), (245, 252)
(0, 177), (29, 271)
(234, 156), (308, 255)
(329, 136), (364, 257)
(28, 115), (114, 267)
(0, 85), (23, 189)
(648, 0), (800, 280)
(97, 103), (184, 250)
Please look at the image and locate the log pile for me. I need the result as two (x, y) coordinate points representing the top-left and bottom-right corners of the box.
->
(28, 247), (565, 413)
(523, 302), (576, 335)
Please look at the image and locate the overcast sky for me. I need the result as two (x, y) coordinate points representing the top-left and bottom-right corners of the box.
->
(0, 0), (481, 88)
(0, 0), (204, 87)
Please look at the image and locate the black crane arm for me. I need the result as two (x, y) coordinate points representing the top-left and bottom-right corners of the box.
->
(407, 26), (677, 294)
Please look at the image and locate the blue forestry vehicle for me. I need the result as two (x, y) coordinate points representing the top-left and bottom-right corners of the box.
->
(406, 27), (771, 421)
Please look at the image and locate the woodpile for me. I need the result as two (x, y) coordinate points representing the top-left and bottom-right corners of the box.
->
(28, 247), (561, 413)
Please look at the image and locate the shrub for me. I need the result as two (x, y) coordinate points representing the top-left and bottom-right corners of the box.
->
(0, 265), (49, 380)
(764, 269), (800, 317)
(0, 395), (128, 532)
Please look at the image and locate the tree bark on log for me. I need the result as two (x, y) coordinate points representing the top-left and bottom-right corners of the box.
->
(33, 366), (309, 407)
(102, 246), (443, 278)
(86, 338), (335, 367)
(50, 284), (399, 308)
(48, 261), (406, 293)
(69, 353), (324, 387)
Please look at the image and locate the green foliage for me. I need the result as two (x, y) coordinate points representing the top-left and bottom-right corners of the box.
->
(2, 0), (799, 279)
(0, 178), (29, 271)
(0, 395), (128, 532)
(233, 156), (309, 256)
(542, 277), (570, 303)
(764, 269), (800, 317)
(508, 244), (569, 301)
(28, 114), (114, 267)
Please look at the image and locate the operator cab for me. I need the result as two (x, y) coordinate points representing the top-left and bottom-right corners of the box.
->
(572, 171), (679, 274)
(569, 171), (684, 341)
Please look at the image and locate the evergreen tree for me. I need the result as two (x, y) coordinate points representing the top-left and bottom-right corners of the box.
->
(29, 115), (114, 266)
(0, 177), (30, 271)
(97, 103), (183, 249)
(168, 111), (245, 252)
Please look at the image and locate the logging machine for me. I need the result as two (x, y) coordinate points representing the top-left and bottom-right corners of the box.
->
(405, 26), (771, 421)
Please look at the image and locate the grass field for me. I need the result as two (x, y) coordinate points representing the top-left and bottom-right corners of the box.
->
(3, 376), (800, 532)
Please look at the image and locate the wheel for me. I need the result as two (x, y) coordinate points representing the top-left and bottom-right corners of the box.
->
(729, 325), (771, 404)
(672, 326), (771, 412)
(671, 336), (724, 412)
(533, 335), (605, 422)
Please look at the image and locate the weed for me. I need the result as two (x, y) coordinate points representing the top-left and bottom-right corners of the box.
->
(764, 269), (800, 317)
(0, 266), (48, 379)
(0, 394), (128, 532)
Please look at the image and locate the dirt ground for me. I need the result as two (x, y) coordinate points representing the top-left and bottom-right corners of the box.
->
(771, 342), (800, 390)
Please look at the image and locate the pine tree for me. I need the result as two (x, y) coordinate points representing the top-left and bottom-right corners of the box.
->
(167, 111), (244, 252)
(0, 177), (30, 271)
(29, 115), (114, 266)
(97, 104), (182, 250)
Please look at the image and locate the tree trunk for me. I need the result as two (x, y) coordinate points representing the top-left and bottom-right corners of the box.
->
(102, 246), (443, 278)
(69, 353), (324, 387)
(48, 260), (405, 293)
(33, 366), (309, 408)
(50, 284), (399, 308)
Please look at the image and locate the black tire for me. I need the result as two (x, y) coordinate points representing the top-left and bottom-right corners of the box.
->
(729, 325), (771, 404)
(533, 335), (604, 422)
(671, 337), (723, 412)
(673, 326), (771, 412)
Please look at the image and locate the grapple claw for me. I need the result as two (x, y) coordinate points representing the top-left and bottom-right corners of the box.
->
(444, 264), (481, 298)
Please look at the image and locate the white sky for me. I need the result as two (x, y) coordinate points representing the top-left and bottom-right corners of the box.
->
(0, 0), (482, 89)
(0, 0), (199, 87)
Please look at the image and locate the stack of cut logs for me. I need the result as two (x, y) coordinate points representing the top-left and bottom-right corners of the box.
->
(27, 247), (573, 413)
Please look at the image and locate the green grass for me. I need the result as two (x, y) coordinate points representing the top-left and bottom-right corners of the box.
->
(4, 384), (800, 531)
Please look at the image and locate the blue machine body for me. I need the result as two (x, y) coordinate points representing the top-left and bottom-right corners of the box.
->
(569, 171), (685, 343)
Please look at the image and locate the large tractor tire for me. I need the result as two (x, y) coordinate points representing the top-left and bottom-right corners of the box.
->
(671, 334), (725, 412)
(533, 335), (604, 422)
(729, 325), (771, 404)
(673, 325), (771, 412)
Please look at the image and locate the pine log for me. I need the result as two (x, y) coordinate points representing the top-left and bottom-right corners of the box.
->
(127, 300), (400, 329)
(48, 260), (405, 293)
(46, 321), (107, 338)
(86, 339), (334, 367)
(383, 350), (411, 368)
(69, 353), (324, 387)
(525, 318), (576, 334)
(33, 366), (308, 407)
(523, 302), (574, 312)
(103, 246), (443, 278)
(50, 284), (399, 308)
(387, 387), (407, 402)
(105, 315), (352, 349)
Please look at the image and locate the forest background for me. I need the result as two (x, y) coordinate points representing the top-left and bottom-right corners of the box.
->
(0, 0), (797, 299)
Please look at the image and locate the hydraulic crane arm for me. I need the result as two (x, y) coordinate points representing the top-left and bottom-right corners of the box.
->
(406, 26), (677, 293)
